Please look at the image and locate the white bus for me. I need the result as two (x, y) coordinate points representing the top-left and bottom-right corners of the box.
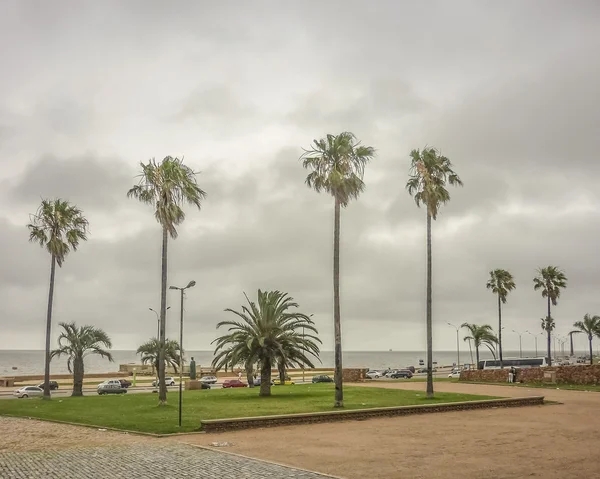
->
(478, 357), (547, 370)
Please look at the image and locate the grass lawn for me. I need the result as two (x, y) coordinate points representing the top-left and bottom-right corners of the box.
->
(0, 384), (497, 434)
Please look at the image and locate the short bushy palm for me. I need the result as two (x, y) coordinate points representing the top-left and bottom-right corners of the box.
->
(51, 322), (113, 397)
(573, 314), (600, 365)
(461, 323), (498, 369)
(137, 338), (182, 374)
(28, 199), (89, 399)
(213, 290), (320, 397)
(486, 269), (516, 368)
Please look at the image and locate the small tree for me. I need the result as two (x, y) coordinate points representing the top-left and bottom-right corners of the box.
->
(573, 314), (600, 365)
(137, 338), (182, 374)
(486, 269), (516, 368)
(461, 323), (498, 369)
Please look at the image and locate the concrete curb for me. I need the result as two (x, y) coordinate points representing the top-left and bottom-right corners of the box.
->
(200, 396), (545, 432)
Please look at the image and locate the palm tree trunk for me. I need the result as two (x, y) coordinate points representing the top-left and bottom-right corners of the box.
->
(498, 295), (503, 369)
(259, 359), (272, 397)
(43, 255), (57, 400)
(278, 361), (286, 386)
(246, 361), (254, 388)
(333, 196), (343, 407)
(158, 226), (168, 404)
(569, 333), (574, 357)
(426, 210), (434, 398)
(476, 346), (481, 369)
(547, 297), (552, 366)
(72, 357), (84, 397)
(589, 336), (593, 365)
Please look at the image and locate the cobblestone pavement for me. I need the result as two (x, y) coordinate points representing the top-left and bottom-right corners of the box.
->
(0, 443), (332, 478)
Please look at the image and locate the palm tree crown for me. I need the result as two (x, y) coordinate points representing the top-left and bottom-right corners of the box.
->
(27, 199), (89, 266)
(487, 269), (516, 303)
(406, 147), (463, 219)
(212, 290), (320, 397)
(573, 314), (600, 365)
(533, 266), (568, 306)
(127, 156), (207, 238)
(137, 338), (182, 373)
(300, 131), (375, 207)
(462, 323), (498, 368)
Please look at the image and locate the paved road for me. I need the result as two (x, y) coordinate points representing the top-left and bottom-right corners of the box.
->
(0, 442), (333, 478)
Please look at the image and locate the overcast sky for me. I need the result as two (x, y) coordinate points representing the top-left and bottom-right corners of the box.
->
(1, 1), (599, 354)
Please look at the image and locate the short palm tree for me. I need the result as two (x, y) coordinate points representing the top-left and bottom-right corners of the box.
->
(486, 269), (516, 368)
(50, 322), (113, 396)
(136, 338), (182, 374)
(407, 148), (462, 398)
(573, 314), (600, 365)
(212, 290), (320, 397)
(533, 266), (567, 366)
(27, 199), (89, 399)
(300, 132), (374, 407)
(461, 323), (498, 369)
(128, 157), (206, 404)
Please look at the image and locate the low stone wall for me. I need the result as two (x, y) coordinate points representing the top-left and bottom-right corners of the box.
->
(460, 364), (600, 385)
(201, 396), (545, 433)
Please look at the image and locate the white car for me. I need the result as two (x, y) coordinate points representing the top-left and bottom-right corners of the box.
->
(13, 386), (44, 398)
(448, 371), (461, 379)
(199, 376), (217, 384)
(366, 371), (381, 379)
(152, 377), (176, 386)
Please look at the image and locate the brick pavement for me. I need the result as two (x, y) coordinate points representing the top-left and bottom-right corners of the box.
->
(0, 443), (332, 478)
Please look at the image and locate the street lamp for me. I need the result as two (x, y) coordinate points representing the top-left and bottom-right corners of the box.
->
(447, 322), (460, 367)
(149, 306), (171, 339)
(525, 330), (538, 358)
(512, 330), (523, 358)
(169, 280), (196, 428)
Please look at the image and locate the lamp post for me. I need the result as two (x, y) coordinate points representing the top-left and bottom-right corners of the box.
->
(447, 322), (460, 367)
(169, 280), (196, 428)
(512, 330), (523, 358)
(149, 306), (170, 390)
(525, 330), (538, 357)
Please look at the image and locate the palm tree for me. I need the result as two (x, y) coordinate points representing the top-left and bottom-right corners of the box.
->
(212, 290), (321, 397)
(406, 148), (462, 398)
(461, 323), (498, 369)
(136, 338), (182, 374)
(533, 266), (567, 366)
(573, 314), (600, 365)
(127, 157), (206, 404)
(27, 199), (89, 399)
(300, 132), (374, 407)
(50, 322), (113, 396)
(486, 269), (516, 368)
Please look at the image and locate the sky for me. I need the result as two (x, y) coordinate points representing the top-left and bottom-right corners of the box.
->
(1, 1), (599, 354)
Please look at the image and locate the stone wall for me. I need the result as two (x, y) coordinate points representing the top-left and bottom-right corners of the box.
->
(460, 369), (509, 382)
(460, 364), (600, 385)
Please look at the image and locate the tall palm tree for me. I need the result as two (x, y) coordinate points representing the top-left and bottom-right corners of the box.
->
(136, 338), (182, 374)
(573, 314), (600, 365)
(461, 323), (498, 369)
(486, 269), (516, 368)
(406, 148), (462, 398)
(300, 132), (374, 407)
(50, 322), (113, 396)
(27, 199), (89, 399)
(212, 290), (320, 397)
(127, 156), (206, 404)
(533, 266), (567, 366)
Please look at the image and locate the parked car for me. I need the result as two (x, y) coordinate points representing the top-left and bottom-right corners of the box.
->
(312, 375), (334, 383)
(273, 375), (295, 385)
(223, 379), (247, 388)
(152, 377), (176, 387)
(199, 375), (218, 384)
(391, 370), (413, 379)
(366, 371), (381, 379)
(253, 377), (274, 386)
(200, 382), (211, 389)
(13, 386), (44, 398)
(37, 381), (59, 390)
(118, 379), (132, 388)
(97, 379), (128, 395)
(448, 371), (461, 378)
(406, 366), (416, 373)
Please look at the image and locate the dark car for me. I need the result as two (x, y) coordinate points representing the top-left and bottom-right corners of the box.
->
(118, 379), (132, 388)
(391, 370), (413, 379)
(200, 382), (211, 389)
(37, 381), (59, 390)
(222, 379), (247, 388)
(312, 375), (334, 383)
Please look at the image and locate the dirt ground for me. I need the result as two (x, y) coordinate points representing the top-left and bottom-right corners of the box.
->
(174, 382), (600, 479)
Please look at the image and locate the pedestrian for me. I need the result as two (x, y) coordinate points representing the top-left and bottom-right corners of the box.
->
(238, 371), (242, 380)
(508, 367), (514, 383)
(511, 366), (518, 383)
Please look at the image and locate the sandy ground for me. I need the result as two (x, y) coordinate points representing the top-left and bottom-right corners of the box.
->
(173, 382), (600, 479)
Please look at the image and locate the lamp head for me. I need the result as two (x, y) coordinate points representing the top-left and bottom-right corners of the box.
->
(186, 280), (196, 289)
(169, 286), (178, 290)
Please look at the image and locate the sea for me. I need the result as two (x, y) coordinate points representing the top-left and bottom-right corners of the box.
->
(0, 349), (542, 376)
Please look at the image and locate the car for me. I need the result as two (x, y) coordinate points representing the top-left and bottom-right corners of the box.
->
(118, 379), (132, 388)
(223, 379), (247, 388)
(273, 375), (295, 385)
(199, 375), (218, 384)
(37, 381), (59, 390)
(390, 370), (413, 379)
(366, 371), (381, 379)
(13, 386), (44, 398)
(312, 375), (334, 383)
(97, 379), (128, 395)
(152, 376), (176, 387)
(448, 371), (461, 378)
(199, 382), (211, 389)
(253, 377), (274, 386)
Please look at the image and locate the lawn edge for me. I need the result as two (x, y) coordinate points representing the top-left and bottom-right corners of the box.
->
(460, 381), (600, 392)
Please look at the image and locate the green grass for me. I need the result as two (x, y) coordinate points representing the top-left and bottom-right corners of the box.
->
(0, 384), (497, 434)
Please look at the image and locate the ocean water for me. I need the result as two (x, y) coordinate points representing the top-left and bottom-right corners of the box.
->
(0, 349), (543, 376)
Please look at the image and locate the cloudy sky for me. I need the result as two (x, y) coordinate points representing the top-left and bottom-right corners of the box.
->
(1, 1), (599, 354)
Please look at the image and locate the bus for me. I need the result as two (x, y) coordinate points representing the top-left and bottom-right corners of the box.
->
(478, 357), (547, 370)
